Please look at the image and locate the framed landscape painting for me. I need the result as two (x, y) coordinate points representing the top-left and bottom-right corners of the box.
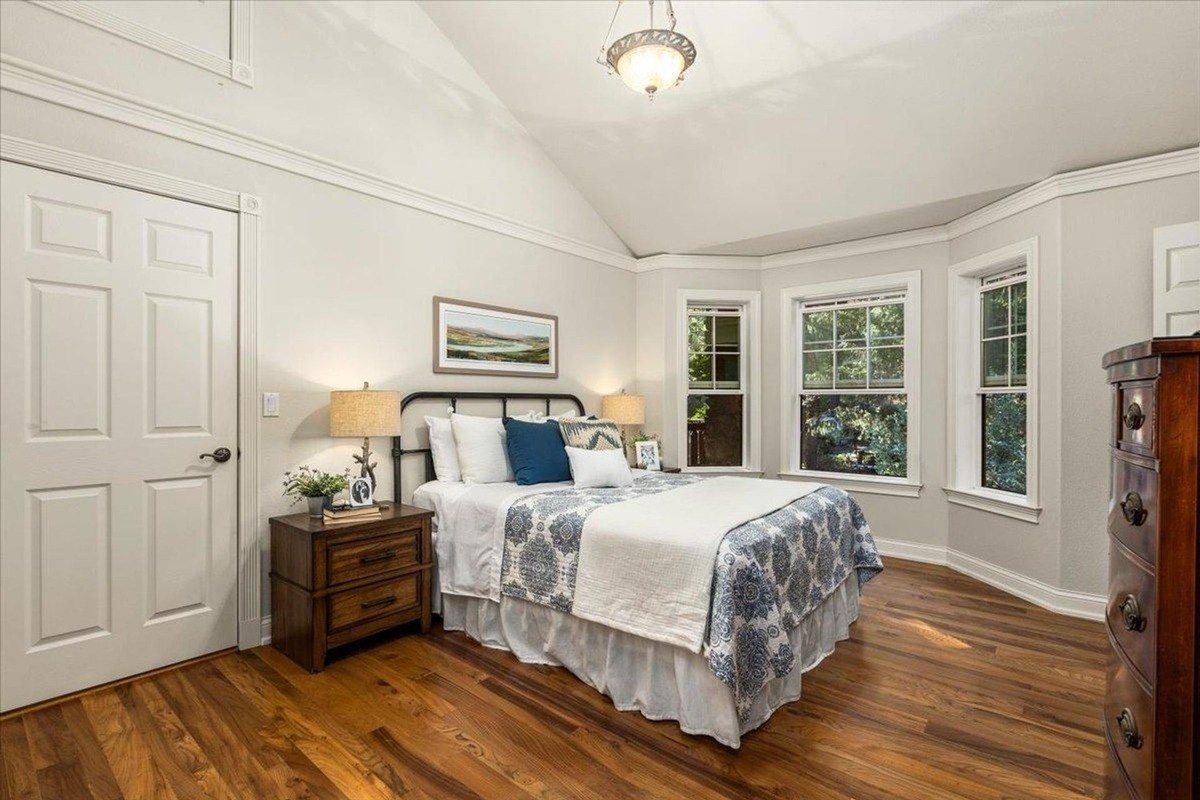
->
(433, 297), (558, 378)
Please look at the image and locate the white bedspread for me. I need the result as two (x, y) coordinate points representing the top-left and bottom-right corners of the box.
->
(572, 476), (823, 652)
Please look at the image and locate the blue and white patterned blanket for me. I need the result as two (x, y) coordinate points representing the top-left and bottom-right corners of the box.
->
(499, 473), (882, 722)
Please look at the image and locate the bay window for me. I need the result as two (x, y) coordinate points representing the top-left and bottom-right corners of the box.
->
(676, 290), (761, 472)
(946, 238), (1040, 522)
(781, 271), (922, 496)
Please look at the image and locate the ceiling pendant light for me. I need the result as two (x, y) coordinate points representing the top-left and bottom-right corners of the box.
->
(597, 0), (697, 100)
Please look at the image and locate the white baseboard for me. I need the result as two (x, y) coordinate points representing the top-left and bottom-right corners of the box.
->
(872, 537), (948, 565)
(260, 615), (272, 646)
(873, 537), (1106, 621)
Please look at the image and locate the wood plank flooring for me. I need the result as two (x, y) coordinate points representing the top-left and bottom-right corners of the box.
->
(1, 559), (1108, 800)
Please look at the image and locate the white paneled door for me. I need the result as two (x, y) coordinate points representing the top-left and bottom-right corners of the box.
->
(0, 162), (239, 711)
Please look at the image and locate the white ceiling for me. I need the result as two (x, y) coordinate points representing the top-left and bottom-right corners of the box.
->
(421, 1), (1200, 258)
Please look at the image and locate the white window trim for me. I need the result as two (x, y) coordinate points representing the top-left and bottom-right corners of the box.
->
(779, 270), (923, 497)
(945, 237), (1041, 523)
(675, 289), (761, 473)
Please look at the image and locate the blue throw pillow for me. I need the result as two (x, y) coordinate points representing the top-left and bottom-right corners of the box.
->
(503, 418), (571, 485)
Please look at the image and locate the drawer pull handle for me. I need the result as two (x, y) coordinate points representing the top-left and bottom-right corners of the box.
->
(1120, 492), (1147, 526)
(1123, 402), (1145, 431)
(360, 550), (397, 566)
(1118, 594), (1146, 632)
(1116, 708), (1142, 749)
(361, 595), (396, 610)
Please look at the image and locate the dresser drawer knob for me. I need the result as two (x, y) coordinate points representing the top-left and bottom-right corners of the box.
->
(1118, 594), (1146, 632)
(1116, 708), (1142, 749)
(360, 550), (397, 566)
(361, 595), (397, 610)
(1123, 402), (1145, 431)
(1120, 492), (1147, 526)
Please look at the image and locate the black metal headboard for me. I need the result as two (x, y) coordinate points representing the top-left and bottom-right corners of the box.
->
(392, 391), (586, 502)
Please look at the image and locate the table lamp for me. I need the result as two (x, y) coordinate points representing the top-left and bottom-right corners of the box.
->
(601, 390), (645, 463)
(330, 382), (401, 491)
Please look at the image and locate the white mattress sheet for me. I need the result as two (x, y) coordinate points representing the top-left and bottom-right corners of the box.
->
(411, 478), (570, 600)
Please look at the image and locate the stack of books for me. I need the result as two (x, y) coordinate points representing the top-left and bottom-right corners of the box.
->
(322, 503), (382, 524)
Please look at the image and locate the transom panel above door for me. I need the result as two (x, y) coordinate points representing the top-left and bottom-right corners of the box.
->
(0, 161), (239, 712)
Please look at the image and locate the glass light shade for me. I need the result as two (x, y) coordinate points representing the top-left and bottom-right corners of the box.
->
(330, 388), (401, 437)
(601, 393), (646, 425)
(605, 28), (696, 98)
(616, 44), (685, 96)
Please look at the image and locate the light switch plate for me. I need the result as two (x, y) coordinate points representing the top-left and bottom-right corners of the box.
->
(262, 392), (279, 417)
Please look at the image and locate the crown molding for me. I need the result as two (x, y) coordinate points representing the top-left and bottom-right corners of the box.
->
(28, 0), (255, 86)
(760, 226), (949, 270)
(0, 54), (638, 272)
(946, 147), (1200, 239)
(635, 253), (761, 274)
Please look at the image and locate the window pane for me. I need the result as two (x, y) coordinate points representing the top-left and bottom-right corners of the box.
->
(803, 311), (834, 349)
(869, 346), (904, 387)
(836, 307), (867, 349)
(714, 354), (740, 389)
(1010, 335), (1027, 386)
(803, 351), (833, 389)
(687, 394), (744, 467)
(835, 348), (867, 388)
(799, 394), (907, 477)
(1011, 282), (1027, 335)
(982, 393), (1026, 494)
(714, 316), (740, 353)
(869, 303), (904, 346)
(688, 353), (712, 388)
(687, 314), (712, 353)
(981, 286), (1010, 339)
(981, 338), (1009, 387)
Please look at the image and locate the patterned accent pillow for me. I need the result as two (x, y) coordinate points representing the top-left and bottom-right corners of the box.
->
(558, 418), (622, 451)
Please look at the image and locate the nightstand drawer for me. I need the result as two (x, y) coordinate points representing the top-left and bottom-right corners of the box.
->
(328, 530), (419, 586)
(328, 574), (421, 632)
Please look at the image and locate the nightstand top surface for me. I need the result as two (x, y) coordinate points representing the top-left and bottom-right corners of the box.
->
(271, 503), (432, 534)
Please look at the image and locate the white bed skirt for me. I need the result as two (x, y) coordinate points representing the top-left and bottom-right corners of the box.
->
(440, 576), (860, 748)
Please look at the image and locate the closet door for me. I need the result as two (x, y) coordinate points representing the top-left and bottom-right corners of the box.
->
(0, 162), (239, 711)
(1153, 221), (1200, 337)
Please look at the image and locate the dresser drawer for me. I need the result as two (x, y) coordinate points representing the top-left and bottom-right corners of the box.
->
(1108, 455), (1157, 565)
(327, 529), (420, 586)
(328, 573), (421, 633)
(1114, 380), (1156, 456)
(1104, 650), (1154, 800)
(1107, 542), (1157, 688)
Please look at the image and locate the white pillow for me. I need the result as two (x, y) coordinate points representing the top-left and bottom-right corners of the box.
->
(423, 415), (460, 482)
(449, 412), (535, 484)
(565, 446), (633, 489)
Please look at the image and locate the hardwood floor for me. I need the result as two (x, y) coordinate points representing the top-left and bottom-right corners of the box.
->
(1, 559), (1107, 800)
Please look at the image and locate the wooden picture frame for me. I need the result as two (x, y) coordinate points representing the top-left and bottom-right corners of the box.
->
(433, 297), (558, 378)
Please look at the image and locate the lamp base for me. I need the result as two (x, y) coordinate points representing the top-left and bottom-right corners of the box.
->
(353, 436), (378, 490)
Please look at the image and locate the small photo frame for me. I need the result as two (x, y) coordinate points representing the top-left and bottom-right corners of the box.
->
(634, 440), (661, 471)
(348, 476), (374, 507)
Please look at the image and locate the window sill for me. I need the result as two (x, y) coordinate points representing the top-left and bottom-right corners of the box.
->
(778, 471), (923, 498)
(682, 466), (763, 476)
(943, 487), (1041, 523)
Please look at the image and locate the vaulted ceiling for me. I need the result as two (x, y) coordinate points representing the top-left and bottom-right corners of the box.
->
(421, 0), (1200, 258)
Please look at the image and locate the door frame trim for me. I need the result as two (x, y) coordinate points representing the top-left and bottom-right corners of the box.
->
(1, 134), (264, 650)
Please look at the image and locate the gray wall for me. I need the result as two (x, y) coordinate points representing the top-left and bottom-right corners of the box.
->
(1, 2), (637, 617)
(639, 174), (1198, 597)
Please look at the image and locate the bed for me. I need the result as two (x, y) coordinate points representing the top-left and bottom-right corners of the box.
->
(396, 391), (882, 748)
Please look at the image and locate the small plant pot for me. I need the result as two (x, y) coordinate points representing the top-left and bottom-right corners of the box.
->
(307, 495), (328, 518)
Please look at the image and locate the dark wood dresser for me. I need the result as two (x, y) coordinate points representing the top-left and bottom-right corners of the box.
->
(1102, 337), (1199, 800)
(269, 503), (433, 672)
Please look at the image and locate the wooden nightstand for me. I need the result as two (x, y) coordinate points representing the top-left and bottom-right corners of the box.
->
(269, 503), (433, 672)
